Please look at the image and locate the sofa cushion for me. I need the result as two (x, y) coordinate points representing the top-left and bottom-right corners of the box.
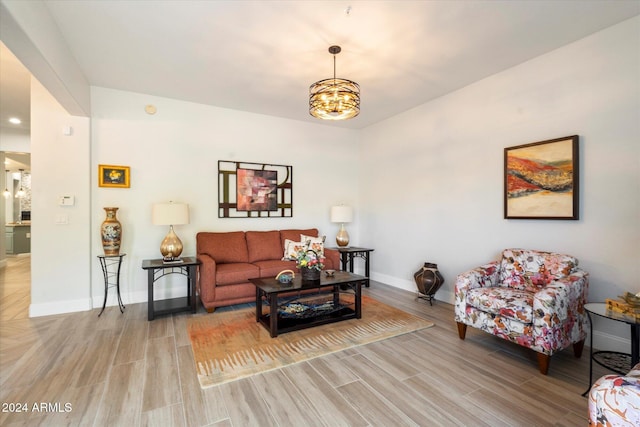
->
(253, 259), (297, 278)
(197, 231), (249, 264)
(466, 287), (535, 324)
(499, 248), (577, 292)
(280, 228), (319, 248)
(215, 263), (260, 286)
(246, 230), (282, 263)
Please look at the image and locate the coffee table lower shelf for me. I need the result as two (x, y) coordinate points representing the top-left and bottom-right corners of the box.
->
(258, 306), (358, 337)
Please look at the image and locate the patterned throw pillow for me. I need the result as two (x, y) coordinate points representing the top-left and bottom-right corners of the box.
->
(282, 239), (307, 260)
(300, 234), (325, 256)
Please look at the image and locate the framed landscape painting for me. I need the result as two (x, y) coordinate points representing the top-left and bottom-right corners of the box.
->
(504, 135), (579, 220)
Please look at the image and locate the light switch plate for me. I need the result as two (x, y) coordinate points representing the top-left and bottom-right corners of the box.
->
(59, 195), (75, 206)
(55, 214), (69, 224)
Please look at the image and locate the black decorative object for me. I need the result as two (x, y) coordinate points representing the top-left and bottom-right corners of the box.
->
(300, 267), (321, 283)
(414, 262), (445, 305)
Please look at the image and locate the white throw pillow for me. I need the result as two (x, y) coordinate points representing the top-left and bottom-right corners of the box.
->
(282, 239), (308, 260)
(300, 234), (325, 257)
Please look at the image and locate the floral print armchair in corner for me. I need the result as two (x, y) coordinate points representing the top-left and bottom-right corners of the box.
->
(454, 248), (589, 374)
(589, 362), (640, 426)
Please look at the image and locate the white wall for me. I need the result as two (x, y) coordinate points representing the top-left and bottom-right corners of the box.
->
(90, 87), (360, 307)
(360, 17), (640, 350)
(30, 77), (91, 316)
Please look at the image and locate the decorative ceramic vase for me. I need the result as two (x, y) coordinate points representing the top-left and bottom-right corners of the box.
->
(101, 207), (122, 256)
(301, 268), (321, 283)
(414, 262), (445, 305)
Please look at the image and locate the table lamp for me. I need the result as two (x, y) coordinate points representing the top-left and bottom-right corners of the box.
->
(331, 205), (353, 247)
(152, 202), (190, 261)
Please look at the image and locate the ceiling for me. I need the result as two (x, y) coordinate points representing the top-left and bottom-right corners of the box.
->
(1, 1), (639, 132)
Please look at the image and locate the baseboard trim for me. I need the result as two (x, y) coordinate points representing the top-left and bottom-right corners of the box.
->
(29, 298), (93, 317)
(590, 330), (631, 355)
(91, 286), (192, 309)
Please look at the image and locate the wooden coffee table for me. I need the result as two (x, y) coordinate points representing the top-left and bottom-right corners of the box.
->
(250, 271), (367, 337)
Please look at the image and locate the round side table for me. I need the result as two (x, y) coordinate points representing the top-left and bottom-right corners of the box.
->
(583, 302), (640, 396)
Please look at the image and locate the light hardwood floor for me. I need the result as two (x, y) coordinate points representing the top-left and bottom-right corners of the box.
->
(0, 256), (607, 426)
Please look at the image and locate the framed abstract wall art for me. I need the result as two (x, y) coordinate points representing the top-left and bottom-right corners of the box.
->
(98, 164), (130, 188)
(504, 135), (579, 220)
(218, 160), (292, 218)
(236, 168), (278, 212)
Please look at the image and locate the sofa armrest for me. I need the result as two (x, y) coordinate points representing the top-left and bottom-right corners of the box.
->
(454, 261), (500, 294)
(533, 270), (589, 326)
(324, 248), (340, 271)
(454, 260), (500, 321)
(197, 253), (217, 304)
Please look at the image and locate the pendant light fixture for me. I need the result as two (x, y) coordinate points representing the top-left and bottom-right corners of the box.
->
(15, 169), (26, 199)
(309, 45), (360, 120)
(3, 170), (10, 198)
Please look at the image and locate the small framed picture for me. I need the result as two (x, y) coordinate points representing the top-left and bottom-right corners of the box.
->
(98, 164), (130, 188)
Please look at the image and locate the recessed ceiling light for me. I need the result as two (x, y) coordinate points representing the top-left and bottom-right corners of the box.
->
(8, 117), (21, 125)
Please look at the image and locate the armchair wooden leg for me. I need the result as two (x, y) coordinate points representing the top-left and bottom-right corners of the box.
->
(456, 322), (467, 340)
(206, 307), (216, 313)
(537, 353), (550, 375)
(573, 339), (585, 358)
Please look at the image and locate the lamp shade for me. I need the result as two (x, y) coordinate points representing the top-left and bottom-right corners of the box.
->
(331, 205), (353, 223)
(152, 203), (189, 226)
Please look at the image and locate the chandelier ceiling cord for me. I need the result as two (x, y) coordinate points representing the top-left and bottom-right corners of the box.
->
(309, 45), (360, 120)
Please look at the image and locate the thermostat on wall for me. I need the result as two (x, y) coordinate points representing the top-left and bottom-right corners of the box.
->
(59, 195), (75, 206)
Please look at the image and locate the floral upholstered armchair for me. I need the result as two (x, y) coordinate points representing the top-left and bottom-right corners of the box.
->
(588, 362), (640, 426)
(454, 248), (589, 374)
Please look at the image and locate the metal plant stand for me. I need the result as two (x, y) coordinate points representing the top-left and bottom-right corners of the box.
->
(97, 254), (126, 316)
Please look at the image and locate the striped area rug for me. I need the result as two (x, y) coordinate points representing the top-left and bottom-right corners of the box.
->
(187, 295), (434, 388)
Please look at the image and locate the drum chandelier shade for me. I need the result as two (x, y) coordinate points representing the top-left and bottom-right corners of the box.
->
(309, 46), (360, 121)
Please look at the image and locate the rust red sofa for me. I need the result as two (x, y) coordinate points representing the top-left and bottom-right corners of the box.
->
(196, 228), (340, 312)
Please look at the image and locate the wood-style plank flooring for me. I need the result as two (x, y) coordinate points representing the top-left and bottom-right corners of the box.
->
(0, 255), (608, 426)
